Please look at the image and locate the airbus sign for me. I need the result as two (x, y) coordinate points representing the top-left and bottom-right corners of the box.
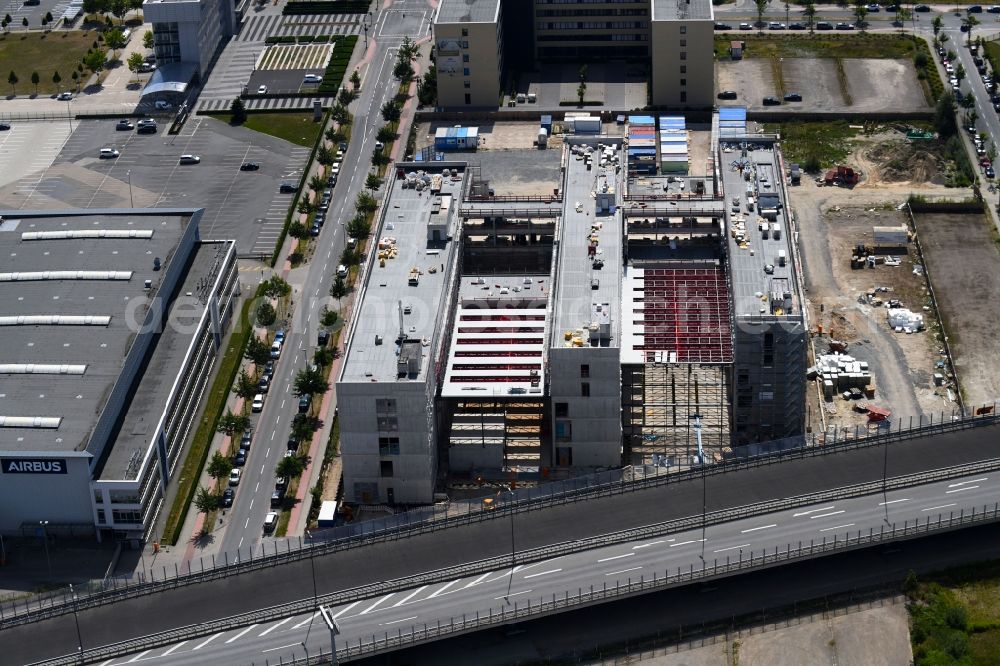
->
(1, 458), (67, 474)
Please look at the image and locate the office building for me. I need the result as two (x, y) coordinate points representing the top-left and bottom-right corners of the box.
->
(337, 113), (806, 505)
(0, 209), (240, 541)
(144, 0), (235, 79)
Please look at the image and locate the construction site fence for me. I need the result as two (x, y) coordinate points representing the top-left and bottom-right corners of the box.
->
(3, 405), (999, 628)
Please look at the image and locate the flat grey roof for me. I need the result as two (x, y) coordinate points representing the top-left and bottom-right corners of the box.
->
(0, 210), (191, 458)
(98, 240), (230, 480)
(436, 0), (500, 23)
(720, 145), (801, 318)
(652, 0), (713, 20)
(553, 140), (624, 346)
(340, 168), (465, 384)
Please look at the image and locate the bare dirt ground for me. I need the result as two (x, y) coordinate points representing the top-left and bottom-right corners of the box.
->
(607, 598), (911, 666)
(715, 58), (928, 113)
(912, 211), (1000, 408)
(788, 134), (970, 435)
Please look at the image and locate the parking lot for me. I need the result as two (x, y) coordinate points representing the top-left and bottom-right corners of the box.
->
(0, 117), (310, 257)
(716, 58), (930, 113)
(248, 68), (325, 97)
(0, 0), (67, 28)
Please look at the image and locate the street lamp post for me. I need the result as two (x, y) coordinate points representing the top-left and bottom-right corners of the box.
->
(126, 169), (134, 208)
(502, 483), (516, 602)
(39, 520), (51, 582)
(320, 606), (341, 666)
(69, 583), (84, 664)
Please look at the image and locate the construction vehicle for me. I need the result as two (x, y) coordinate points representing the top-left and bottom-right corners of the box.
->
(824, 165), (861, 186)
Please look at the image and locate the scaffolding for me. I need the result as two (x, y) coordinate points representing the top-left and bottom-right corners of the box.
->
(446, 399), (547, 476)
(637, 268), (734, 363)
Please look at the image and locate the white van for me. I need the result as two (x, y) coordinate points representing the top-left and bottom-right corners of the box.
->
(336, 264), (348, 277)
(270, 340), (282, 359)
(263, 511), (278, 533)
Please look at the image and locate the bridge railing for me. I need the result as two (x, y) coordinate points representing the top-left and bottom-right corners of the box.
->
(31, 495), (1000, 666)
(3, 406), (998, 629)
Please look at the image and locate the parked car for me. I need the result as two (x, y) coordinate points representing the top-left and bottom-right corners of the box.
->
(240, 162), (260, 171)
(327, 175), (337, 187)
(816, 21), (833, 30)
(137, 119), (157, 134)
(768, 21), (786, 29)
(257, 84), (268, 94)
(374, 141), (385, 151)
(318, 329), (330, 346)
(298, 394), (312, 413)
(241, 428), (252, 449)
(835, 22), (854, 30)
(988, 5), (1000, 12)
(279, 182), (298, 193)
(718, 90), (738, 100)
(252, 393), (265, 412)
(788, 22), (806, 30)
(275, 329), (286, 344)
(338, 141), (348, 151)
(263, 360), (274, 378)
(116, 119), (134, 131)
(99, 148), (120, 159)
(714, 22), (732, 30)
(138, 63), (156, 73)
(258, 375), (270, 394)
(57, 91), (73, 100)
(270, 489), (284, 508)
(234, 450), (247, 467)
(221, 488), (235, 507)
(739, 22), (752, 30)
(179, 154), (201, 164)
(783, 92), (803, 102)
(229, 468), (242, 486)
(0, 123), (10, 131)
(763, 96), (781, 105)
(969, 4), (983, 12)
(263, 512), (279, 533)
(270, 340), (282, 359)
(310, 223), (321, 237)
(303, 73), (323, 83)
(914, 4), (931, 11)
(865, 3), (879, 11)
(987, 166), (996, 178)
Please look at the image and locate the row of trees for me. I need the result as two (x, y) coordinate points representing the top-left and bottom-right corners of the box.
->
(83, 0), (142, 24)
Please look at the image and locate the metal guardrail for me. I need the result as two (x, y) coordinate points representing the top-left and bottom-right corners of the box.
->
(24, 458), (1000, 665)
(3, 410), (999, 629)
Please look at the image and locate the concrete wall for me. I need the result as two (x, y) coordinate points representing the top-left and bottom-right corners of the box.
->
(338, 380), (438, 504)
(435, 21), (503, 108)
(650, 18), (714, 108)
(549, 346), (622, 467)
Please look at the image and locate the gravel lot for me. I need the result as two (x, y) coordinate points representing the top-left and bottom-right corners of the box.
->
(911, 210), (1000, 409)
(716, 58), (929, 113)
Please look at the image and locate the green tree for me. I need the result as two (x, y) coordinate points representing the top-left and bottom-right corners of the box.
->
(934, 91), (957, 138)
(276, 454), (306, 479)
(207, 451), (233, 481)
(365, 173), (382, 191)
(330, 103), (349, 124)
(82, 0), (108, 15)
(291, 413), (316, 442)
(288, 221), (308, 239)
(143, 29), (153, 50)
(754, 0), (769, 33)
(577, 81), (587, 106)
(372, 151), (390, 168)
(105, 29), (126, 59)
(393, 58), (413, 82)
(194, 486), (218, 513)
(376, 125), (396, 143)
(350, 69), (361, 90)
(129, 0), (143, 13)
(217, 409), (250, 437)
(30, 71), (38, 95)
(71, 70), (79, 90)
(83, 49), (106, 77)
(852, 0), (868, 30)
(127, 52), (144, 83)
(381, 100), (400, 122)
(963, 11), (980, 48)
(317, 145), (334, 166)
(256, 301), (276, 327)
(110, 0), (128, 23)
(398, 35), (419, 63)
(330, 274), (348, 303)
(21, 16), (27, 28)
(52, 70), (61, 91)
(244, 334), (271, 366)
(337, 87), (356, 106)
(932, 14), (942, 39)
(955, 63), (966, 86)
(356, 191), (377, 214)
(804, 0), (816, 33)
(417, 68), (437, 106)
(7, 70), (16, 96)
(233, 368), (258, 401)
(230, 97), (247, 124)
(309, 174), (326, 192)
(314, 346), (334, 368)
(340, 245), (359, 267)
(262, 276), (291, 298)
(294, 366), (329, 397)
(320, 307), (338, 327)
(347, 214), (372, 239)
(297, 198), (314, 215)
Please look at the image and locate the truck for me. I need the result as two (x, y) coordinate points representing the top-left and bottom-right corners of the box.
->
(824, 165), (861, 186)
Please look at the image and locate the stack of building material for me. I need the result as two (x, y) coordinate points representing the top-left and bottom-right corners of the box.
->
(809, 353), (874, 400)
(887, 308), (924, 333)
(659, 116), (688, 174)
(627, 115), (657, 175)
(719, 107), (747, 138)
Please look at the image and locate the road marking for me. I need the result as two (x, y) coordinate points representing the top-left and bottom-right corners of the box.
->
(793, 506), (835, 517)
(238, 536), (244, 549)
(809, 511), (845, 519)
(949, 477), (987, 487)
(463, 572), (492, 588)
(127, 650), (151, 662)
(244, 517), (250, 529)
(741, 524), (778, 533)
(922, 503), (957, 512)
(380, 615), (418, 626)
(878, 499), (909, 506)
(225, 624), (258, 643)
(192, 633), (222, 650)
(392, 586), (428, 606)
(605, 566), (643, 576)
(360, 593), (395, 613)
(633, 540), (671, 549)
(271, 430), (276, 440)
(670, 539), (706, 547)
(946, 485), (980, 494)
(330, 601), (360, 619)
(255, 482), (260, 492)
(249, 499), (254, 511)
(820, 523), (855, 532)
(713, 543), (751, 553)
(494, 589), (533, 600)
(524, 569), (562, 579)
(292, 612), (320, 629)
(597, 553), (634, 563)
(261, 464), (266, 474)
(263, 643), (301, 653)
(259, 617), (293, 636)
(426, 581), (458, 599)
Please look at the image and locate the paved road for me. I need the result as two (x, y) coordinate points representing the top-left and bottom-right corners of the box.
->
(214, 7), (416, 563)
(63, 468), (1000, 664)
(3, 421), (1000, 664)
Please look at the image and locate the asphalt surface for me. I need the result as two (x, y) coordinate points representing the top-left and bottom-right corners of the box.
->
(3, 421), (1000, 664)
(54, 468), (1000, 664)
(214, 9), (415, 562)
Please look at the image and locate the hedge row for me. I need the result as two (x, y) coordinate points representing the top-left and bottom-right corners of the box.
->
(317, 34), (358, 93)
(264, 34), (337, 44)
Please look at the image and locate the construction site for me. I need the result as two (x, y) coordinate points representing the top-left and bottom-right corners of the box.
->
(336, 110), (808, 505)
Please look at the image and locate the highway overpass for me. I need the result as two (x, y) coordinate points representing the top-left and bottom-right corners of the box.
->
(3, 418), (1000, 664)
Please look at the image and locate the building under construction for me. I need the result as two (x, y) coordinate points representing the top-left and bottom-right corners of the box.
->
(336, 113), (806, 505)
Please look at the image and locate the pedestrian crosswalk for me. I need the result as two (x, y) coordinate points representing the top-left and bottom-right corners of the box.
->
(239, 13), (361, 43)
(198, 96), (337, 112)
